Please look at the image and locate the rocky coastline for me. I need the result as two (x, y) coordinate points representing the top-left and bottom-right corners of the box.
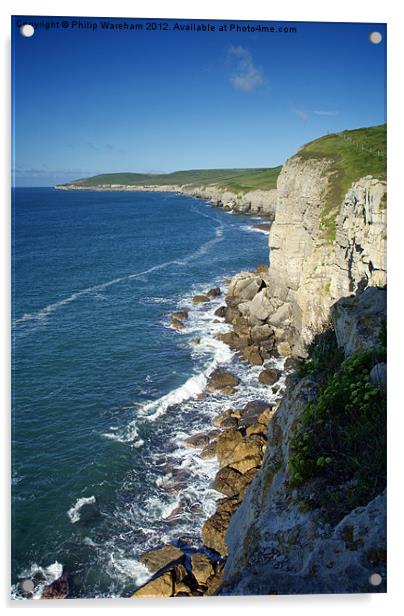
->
(49, 130), (387, 598)
(129, 153), (387, 597)
(131, 277), (289, 598)
(55, 182), (278, 218)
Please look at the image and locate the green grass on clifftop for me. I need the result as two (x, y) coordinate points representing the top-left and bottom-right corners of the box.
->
(62, 166), (282, 193)
(297, 124), (387, 241)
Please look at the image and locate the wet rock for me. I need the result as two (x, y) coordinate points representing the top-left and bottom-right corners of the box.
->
(192, 294), (210, 304)
(139, 545), (184, 573)
(183, 432), (210, 449)
(230, 454), (262, 474)
(199, 441), (217, 459)
(191, 553), (215, 586)
(258, 368), (281, 386)
(216, 430), (243, 467)
(246, 422), (267, 437)
(171, 317), (185, 330)
(242, 345), (264, 366)
(238, 468), (259, 499)
(240, 401), (271, 418)
(172, 310), (189, 321)
(202, 498), (239, 556)
(205, 561), (226, 595)
(256, 264), (269, 273)
(173, 563), (188, 583)
(132, 571), (173, 598)
(42, 574), (69, 600)
(191, 338), (201, 345)
(217, 331), (249, 349)
(207, 287), (221, 298)
(213, 466), (244, 497)
(214, 306), (227, 318)
(207, 371), (240, 395)
(258, 408), (276, 426)
(219, 417), (239, 430)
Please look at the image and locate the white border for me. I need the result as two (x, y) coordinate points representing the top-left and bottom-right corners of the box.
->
(2, 1), (403, 614)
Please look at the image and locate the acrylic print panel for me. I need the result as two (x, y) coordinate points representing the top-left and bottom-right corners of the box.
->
(11, 15), (387, 600)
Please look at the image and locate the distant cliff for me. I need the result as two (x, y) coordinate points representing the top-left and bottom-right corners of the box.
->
(55, 166), (281, 218)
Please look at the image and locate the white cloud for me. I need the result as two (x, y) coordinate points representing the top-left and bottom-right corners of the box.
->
(313, 110), (339, 116)
(228, 45), (265, 92)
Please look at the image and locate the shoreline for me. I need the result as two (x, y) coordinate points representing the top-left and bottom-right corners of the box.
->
(54, 183), (277, 219)
(129, 269), (290, 598)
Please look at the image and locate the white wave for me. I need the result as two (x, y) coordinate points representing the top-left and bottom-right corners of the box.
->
(109, 553), (151, 587)
(102, 422), (144, 449)
(241, 224), (270, 235)
(11, 561), (63, 600)
(139, 371), (207, 422)
(67, 495), (96, 523)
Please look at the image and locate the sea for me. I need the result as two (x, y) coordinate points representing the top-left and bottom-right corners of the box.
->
(11, 187), (282, 599)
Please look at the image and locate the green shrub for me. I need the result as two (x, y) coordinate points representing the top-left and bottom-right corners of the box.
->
(289, 347), (386, 522)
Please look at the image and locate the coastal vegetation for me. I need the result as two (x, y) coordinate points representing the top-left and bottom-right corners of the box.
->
(65, 166), (282, 193)
(297, 124), (387, 241)
(289, 324), (386, 523)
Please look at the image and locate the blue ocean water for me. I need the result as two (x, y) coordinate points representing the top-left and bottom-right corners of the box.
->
(11, 187), (276, 598)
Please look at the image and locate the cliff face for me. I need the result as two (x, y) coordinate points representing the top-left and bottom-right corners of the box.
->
(219, 153), (387, 595)
(221, 286), (387, 595)
(225, 156), (387, 357)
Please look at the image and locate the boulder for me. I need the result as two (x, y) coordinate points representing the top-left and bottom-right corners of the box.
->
(183, 432), (210, 449)
(258, 368), (281, 386)
(240, 401), (271, 418)
(202, 498), (239, 556)
(251, 324), (275, 343)
(216, 430), (243, 467)
(227, 272), (262, 302)
(172, 310), (189, 321)
(214, 306), (227, 318)
(207, 371), (240, 395)
(199, 441), (217, 459)
(204, 561), (225, 595)
(192, 294), (210, 304)
(238, 467), (260, 499)
(249, 288), (272, 321)
(171, 317), (185, 330)
(242, 345), (264, 366)
(132, 571), (173, 598)
(230, 454), (262, 474)
(246, 422), (267, 437)
(139, 545), (184, 573)
(207, 287), (221, 298)
(191, 553), (215, 586)
(212, 409), (235, 427)
(213, 466), (244, 497)
(277, 341), (292, 356)
(42, 575), (69, 600)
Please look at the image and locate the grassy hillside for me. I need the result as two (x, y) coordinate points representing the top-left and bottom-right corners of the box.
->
(297, 124), (387, 241)
(63, 167), (282, 193)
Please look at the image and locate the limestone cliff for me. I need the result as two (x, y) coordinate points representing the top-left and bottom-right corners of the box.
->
(219, 144), (387, 594)
(224, 155), (387, 357)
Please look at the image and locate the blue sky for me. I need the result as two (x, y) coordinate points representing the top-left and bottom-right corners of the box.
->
(12, 17), (386, 186)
